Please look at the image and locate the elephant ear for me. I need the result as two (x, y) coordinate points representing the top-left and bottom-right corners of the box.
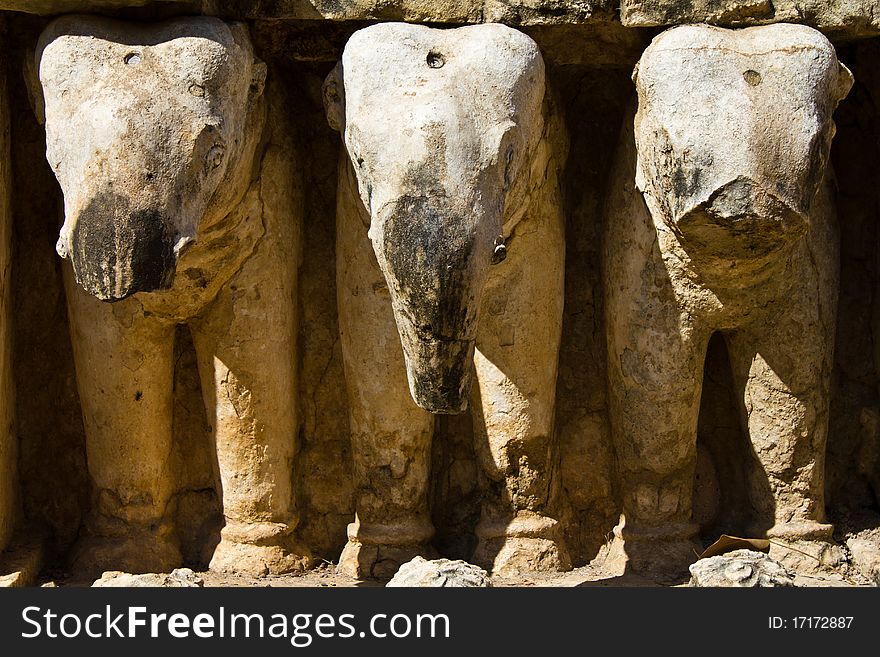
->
(228, 22), (266, 104)
(835, 61), (854, 105)
(250, 59), (267, 100)
(323, 62), (344, 132)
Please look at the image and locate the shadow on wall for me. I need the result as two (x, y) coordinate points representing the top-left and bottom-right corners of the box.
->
(170, 325), (223, 567)
(827, 38), (880, 530)
(694, 333), (775, 545)
(9, 14), (91, 565)
(551, 60), (645, 565)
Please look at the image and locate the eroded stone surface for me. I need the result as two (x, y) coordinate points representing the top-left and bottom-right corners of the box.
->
(0, 0), (193, 14)
(0, 0), (614, 24)
(604, 24), (852, 578)
(37, 15), (309, 577)
(846, 529), (880, 582)
(93, 567), (204, 587)
(688, 549), (796, 587)
(2, 1), (879, 39)
(620, 1), (880, 36)
(328, 22), (569, 578)
(220, 0), (611, 23)
(387, 556), (492, 587)
(39, 16), (267, 301)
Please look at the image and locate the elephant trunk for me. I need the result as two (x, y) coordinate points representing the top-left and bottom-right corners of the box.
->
(63, 190), (181, 301)
(674, 176), (808, 259)
(373, 194), (496, 414)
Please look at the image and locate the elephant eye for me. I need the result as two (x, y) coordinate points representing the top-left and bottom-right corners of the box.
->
(206, 144), (226, 172)
(503, 144), (515, 187)
(492, 235), (507, 265)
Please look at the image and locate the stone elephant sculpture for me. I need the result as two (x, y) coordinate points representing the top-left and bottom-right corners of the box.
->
(36, 15), (308, 576)
(324, 23), (569, 578)
(604, 24), (853, 577)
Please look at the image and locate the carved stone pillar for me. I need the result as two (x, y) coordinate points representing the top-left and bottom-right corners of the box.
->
(325, 22), (569, 578)
(36, 15), (309, 576)
(604, 24), (852, 577)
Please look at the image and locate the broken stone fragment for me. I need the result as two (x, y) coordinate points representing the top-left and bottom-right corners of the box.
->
(92, 567), (204, 587)
(688, 549), (795, 587)
(846, 530), (880, 584)
(386, 556), (492, 587)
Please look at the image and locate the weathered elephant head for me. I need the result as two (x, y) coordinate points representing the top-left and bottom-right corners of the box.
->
(324, 23), (545, 413)
(36, 16), (266, 301)
(633, 24), (852, 261)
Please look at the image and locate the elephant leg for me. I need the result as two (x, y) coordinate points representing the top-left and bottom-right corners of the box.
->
(64, 265), (181, 575)
(336, 162), (435, 579)
(190, 220), (311, 577)
(470, 187), (569, 575)
(606, 274), (709, 578)
(726, 283), (840, 571)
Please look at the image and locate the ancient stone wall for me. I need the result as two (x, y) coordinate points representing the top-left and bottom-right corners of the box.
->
(0, 0), (877, 583)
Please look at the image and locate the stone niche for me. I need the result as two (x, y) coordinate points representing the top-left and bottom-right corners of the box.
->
(0, 0), (878, 584)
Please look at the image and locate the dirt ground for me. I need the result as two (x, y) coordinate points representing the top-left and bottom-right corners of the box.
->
(38, 557), (869, 588)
